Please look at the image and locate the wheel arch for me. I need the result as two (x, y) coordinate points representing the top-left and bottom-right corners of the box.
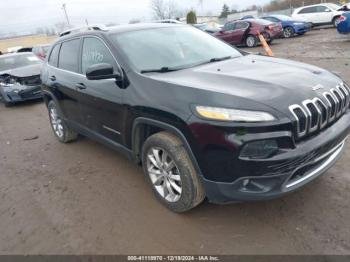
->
(42, 90), (65, 118)
(332, 15), (341, 26)
(131, 117), (203, 177)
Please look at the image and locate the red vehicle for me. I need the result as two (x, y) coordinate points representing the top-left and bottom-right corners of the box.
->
(214, 19), (283, 47)
(32, 44), (51, 60)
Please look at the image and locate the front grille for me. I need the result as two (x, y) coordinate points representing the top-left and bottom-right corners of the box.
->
(289, 83), (350, 139)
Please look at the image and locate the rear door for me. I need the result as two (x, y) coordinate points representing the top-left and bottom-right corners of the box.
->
(296, 6), (318, 23)
(218, 23), (235, 44)
(78, 36), (125, 144)
(46, 38), (84, 125)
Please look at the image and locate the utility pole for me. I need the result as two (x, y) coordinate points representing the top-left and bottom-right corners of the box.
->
(62, 3), (71, 26)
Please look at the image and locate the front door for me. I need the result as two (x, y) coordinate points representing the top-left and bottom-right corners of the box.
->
(78, 36), (125, 144)
(316, 5), (333, 24)
(231, 21), (250, 44)
(218, 23), (236, 44)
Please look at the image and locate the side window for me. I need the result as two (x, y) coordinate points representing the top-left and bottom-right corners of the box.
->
(58, 39), (80, 73)
(299, 6), (317, 14)
(235, 22), (249, 30)
(48, 44), (60, 67)
(224, 23), (235, 31)
(267, 17), (278, 22)
(81, 37), (116, 74)
(317, 6), (329, 12)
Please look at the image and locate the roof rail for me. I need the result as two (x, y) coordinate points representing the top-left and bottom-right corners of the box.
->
(59, 24), (108, 37)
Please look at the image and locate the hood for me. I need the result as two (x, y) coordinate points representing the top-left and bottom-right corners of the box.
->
(147, 55), (343, 115)
(338, 4), (350, 11)
(0, 64), (42, 78)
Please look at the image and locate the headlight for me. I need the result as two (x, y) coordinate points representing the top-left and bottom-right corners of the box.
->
(195, 106), (276, 122)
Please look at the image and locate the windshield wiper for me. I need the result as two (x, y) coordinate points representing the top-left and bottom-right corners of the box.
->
(192, 56), (233, 68)
(209, 56), (232, 63)
(140, 56), (233, 74)
(140, 67), (180, 74)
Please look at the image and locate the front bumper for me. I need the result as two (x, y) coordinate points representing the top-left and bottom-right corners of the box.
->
(197, 112), (350, 204)
(0, 85), (43, 105)
(294, 24), (311, 34)
(204, 138), (346, 203)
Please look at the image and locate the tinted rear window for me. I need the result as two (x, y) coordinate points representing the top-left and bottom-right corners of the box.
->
(58, 39), (80, 73)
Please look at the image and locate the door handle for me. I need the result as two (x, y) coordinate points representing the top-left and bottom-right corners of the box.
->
(50, 75), (56, 81)
(75, 83), (87, 90)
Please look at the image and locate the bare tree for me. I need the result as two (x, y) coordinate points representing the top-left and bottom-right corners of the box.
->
(151, 0), (166, 19)
(54, 22), (68, 34)
(150, 0), (181, 20)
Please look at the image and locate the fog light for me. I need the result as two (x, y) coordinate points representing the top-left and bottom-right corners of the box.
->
(240, 140), (278, 159)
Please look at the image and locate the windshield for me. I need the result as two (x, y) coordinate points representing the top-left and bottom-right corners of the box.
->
(327, 3), (341, 10)
(0, 54), (41, 71)
(274, 15), (292, 21)
(111, 26), (242, 72)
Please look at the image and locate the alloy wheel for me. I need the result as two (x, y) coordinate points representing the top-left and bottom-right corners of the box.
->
(284, 27), (293, 38)
(146, 147), (182, 202)
(49, 107), (64, 138)
(246, 36), (256, 47)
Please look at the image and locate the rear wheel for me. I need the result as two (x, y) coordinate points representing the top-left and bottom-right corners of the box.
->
(47, 100), (78, 143)
(245, 35), (258, 47)
(283, 26), (295, 38)
(142, 132), (205, 212)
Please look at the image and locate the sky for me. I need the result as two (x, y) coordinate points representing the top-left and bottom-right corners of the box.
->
(0, 0), (270, 36)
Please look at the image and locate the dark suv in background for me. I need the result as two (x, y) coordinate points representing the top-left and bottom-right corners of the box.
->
(41, 24), (350, 212)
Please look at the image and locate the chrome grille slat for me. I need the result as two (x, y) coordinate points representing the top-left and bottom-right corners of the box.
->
(331, 88), (343, 117)
(313, 98), (328, 128)
(338, 83), (350, 109)
(323, 92), (336, 122)
(290, 83), (349, 139)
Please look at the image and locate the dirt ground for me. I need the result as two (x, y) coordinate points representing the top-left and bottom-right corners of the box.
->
(0, 28), (350, 255)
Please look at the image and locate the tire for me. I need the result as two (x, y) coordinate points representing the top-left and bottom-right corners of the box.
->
(333, 16), (341, 28)
(142, 132), (205, 213)
(283, 26), (295, 38)
(245, 35), (258, 48)
(47, 100), (78, 143)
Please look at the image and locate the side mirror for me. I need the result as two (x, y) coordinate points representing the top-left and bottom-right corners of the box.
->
(324, 8), (331, 12)
(86, 63), (122, 81)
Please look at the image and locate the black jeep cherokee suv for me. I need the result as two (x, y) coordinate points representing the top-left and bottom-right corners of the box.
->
(41, 24), (350, 212)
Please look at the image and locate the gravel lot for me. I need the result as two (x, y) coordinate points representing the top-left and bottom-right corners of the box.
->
(0, 27), (350, 255)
